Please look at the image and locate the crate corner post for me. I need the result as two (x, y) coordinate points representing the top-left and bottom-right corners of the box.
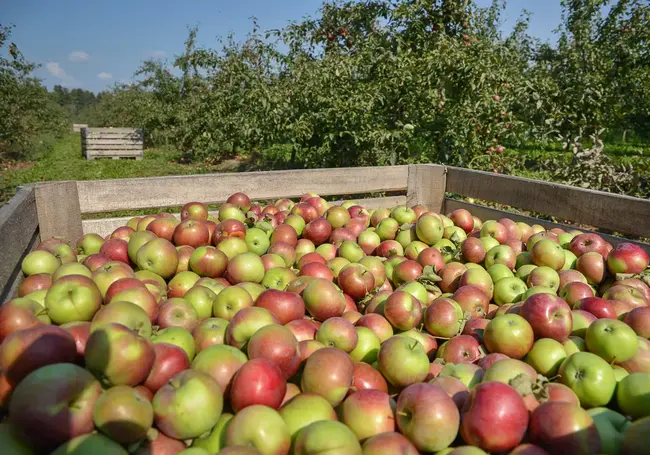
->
(34, 181), (84, 244)
(406, 164), (447, 213)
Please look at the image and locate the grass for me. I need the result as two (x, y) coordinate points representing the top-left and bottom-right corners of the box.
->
(0, 134), (253, 206)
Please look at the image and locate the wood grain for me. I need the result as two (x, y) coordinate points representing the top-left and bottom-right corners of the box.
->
(445, 198), (650, 254)
(76, 166), (409, 214)
(406, 164), (447, 213)
(0, 186), (39, 302)
(35, 182), (84, 245)
(445, 167), (650, 238)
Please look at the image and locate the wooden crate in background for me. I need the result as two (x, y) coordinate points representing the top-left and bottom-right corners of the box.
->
(81, 127), (144, 160)
(72, 123), (88, 132)
(1, 164), (649, 301)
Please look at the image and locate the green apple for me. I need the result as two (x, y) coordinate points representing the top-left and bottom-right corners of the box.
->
(585, 319), (639, 363)
(218, 205), (246, 222)
(349, 327), (381, 364)
(77, 233), (105, 255)
(557, 232), (576, 249)
(245, 227), (270, 256)
(485, 245), (517, 270)
(530, 239), (565, 271)
(127, 231), (157, 263)
(294, 420), (361, 454)
(136, 238), (179, 280)
(487, 264), (514, 283)
(51, 262), (92, 280)
(526, 265), (560, 291)
(396, 226), (418, 249)
(279, 394), (337, 440)
(612, 365), (629, 382)
(515, 252), (535, 269)
(439, 363), (484, 389)
(396, 281), (429, 303)
(226, 405), (291, 454)
(184, 286), (218, 320)
(45, 275), (102, 324)
(522, 286), (556, 300)
(415, 215), (444, 246)
(377, 217), (400, 241)
(479, 236), (500, 253)
(261, 267), (298, 290)
(493, 277), (527, 306)
(515, 264), (537, 281)
(216, 237), (248, 260)
(391, 206), (417, 225)
(562, 249), (578, 270)
(443, 226), (467, 243)
(525, 338), (567, 377)
(285, 214), (306, 236)
(191, 413), (233, 453)
(563, 336), (587, 355)
(559, 351), (616, 408)
(152, 326), (196, 361)
(587, 407), (630, 455)
(338, 241), (365, 263)
(21, 250), (61, 276)
(616, 373), (650, 418)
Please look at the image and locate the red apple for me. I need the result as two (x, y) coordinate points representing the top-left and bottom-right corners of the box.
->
(147, 217), (180, 242)
(461, 381), (529, 452)
(569, 233), (609, 257)
(99, 238), (130, 264)
(157, 298), (199, 331)
(453, 285), (490, 319)
(301, 347), (354, 406)
(574, 297), (617, 319)
(624, 307), (650, 338)
(144, 343), (191, 394)
(520, 294), (573, 341)
(528, 401), (601, 454)
(173, 220), (210, 247)
(436, 335), (482, 364)
(230, 357), (286, 411)
(247, 324), (300, 379)
(350, 362), (389, 395)
(8, 363), (102, 453)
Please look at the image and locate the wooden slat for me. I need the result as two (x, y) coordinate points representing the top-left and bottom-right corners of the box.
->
(83, 128), (142, 134)
(445, 199), (650, 255)
(82, 195), (408, 237)
(445, 167), (650, 238)
(85, 145), (143, 151)
(0, 185), (39, 303)
(35, 182), (84, 245)
(76, 166), (409, 214)
(84, 139), (143, 145)
(406, 164), (447, 212)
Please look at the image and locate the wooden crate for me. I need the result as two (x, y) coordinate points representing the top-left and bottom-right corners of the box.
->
(72, 123), (88, 133)
(1, 164), (649, 301)
(81, 127), (144, 160)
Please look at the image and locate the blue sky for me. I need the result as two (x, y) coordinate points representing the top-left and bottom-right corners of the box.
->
(4, 0), (564, 93)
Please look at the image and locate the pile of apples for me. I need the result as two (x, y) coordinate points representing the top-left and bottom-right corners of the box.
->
(2, 191), (650, 455)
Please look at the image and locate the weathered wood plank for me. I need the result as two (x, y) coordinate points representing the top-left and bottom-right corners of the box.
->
(406, 164), (447, 213)
(76, 166), (409, 214)
(445, 167), (650, 238)
(82, 195), (408, 237)
(83, 128), (143, 134)
(85, 145), (143, 151)
(0, 185), (39, 303)
(84, 139), (144, 145)
(72, 123), (88, 132)
(35, 182), (84, 245)
(444, 199), (650, 255)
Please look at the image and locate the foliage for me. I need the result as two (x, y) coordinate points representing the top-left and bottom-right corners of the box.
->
(50, 86), (99, 123)
(0, 24), (69, 161)
(76, 0), (648, 177)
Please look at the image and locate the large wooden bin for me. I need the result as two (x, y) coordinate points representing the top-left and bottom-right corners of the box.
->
(2, 164), (649, 302)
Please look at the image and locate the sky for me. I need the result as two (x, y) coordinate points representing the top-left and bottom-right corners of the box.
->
(4, 0), (565, 93)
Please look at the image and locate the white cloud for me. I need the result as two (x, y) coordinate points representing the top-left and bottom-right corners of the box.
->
(69, 51), (89, 62)
(97, 72), (113, 80)
(149, 50), (166, 58)
(46, 62), (77, 85)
